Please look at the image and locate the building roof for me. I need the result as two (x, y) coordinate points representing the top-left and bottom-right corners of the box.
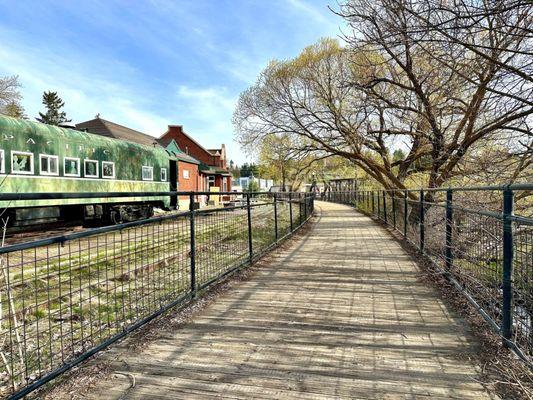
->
(76, 117), (159, 147)
(164, 139), (201, 165)
(158, 125), (215, 158)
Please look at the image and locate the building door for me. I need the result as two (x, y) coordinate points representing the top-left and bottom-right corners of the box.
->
(169, 160), (177, 209)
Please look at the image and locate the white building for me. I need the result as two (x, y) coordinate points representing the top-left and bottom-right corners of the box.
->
(234, 176), (274, 191)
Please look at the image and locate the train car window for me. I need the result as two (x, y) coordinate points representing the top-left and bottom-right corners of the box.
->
(64, 157), (80, 177)
(161, 168), (167, 181)
(84, 159), (99, 178)
(142, 166), (154, 181)
(39, 154), (59, 176)
(0, 150), (4, 174)
(11, 151), (34, 174)
(102, 161), (115, 179)
(183, 169), (190, 179)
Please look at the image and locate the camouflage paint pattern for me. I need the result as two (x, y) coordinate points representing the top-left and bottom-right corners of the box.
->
(0, 115), (174, 209)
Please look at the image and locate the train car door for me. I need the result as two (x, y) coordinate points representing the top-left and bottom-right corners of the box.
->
(169, 160), (177, 209)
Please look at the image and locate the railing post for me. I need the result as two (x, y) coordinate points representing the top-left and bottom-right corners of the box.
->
(502, 187), (514, 344)
(376, 190), (381, 218)
(445, 189), (453, 271)
(246, 193), (253, 265)
(273, 193), (278, 241)
(299, 193), (303, 226)
(403, 190), (408, 237)
(189, 193), (196, 298)
(419, 190), (425, 252)
(289, 192), (293, 232)
(383, 191), (387, 224)
(372, 191), (375, 215)
(303, 193), (307, 221)
(392, 191), (396, 229)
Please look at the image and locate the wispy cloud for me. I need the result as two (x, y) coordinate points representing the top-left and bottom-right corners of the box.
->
(0, 0), (342, 164)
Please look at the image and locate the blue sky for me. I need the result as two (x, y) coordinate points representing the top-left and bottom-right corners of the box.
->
(0, 0), (342, 164)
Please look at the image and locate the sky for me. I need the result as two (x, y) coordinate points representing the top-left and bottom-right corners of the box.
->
(0, 0), (342, 164)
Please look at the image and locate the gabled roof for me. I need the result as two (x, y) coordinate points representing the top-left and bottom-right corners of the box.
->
(164, 139), (201, 165)
(159, 125), (215, 159)
(76, 117), (159, 147)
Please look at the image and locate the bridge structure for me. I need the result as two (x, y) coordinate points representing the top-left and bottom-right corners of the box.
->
(0, 186), (531, 398)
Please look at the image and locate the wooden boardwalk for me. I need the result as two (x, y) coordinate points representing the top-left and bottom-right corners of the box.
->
(79, 201), (493, 399)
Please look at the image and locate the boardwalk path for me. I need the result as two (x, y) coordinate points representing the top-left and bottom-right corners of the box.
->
(81, 201), (493, 399)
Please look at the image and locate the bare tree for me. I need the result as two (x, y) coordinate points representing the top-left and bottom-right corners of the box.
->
(0, 76), (23, 117)
(234, 1), (532, 194)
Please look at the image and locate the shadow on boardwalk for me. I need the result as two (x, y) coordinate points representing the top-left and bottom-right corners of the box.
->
(67, 201), (494, 399)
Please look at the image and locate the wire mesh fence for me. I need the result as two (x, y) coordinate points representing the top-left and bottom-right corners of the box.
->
(0, 191), (314, 398)
(326, 185), (532, 367)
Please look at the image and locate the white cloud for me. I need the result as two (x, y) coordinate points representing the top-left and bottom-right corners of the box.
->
(172, 85), (247, 163)
(0, 29), (169, 137)
(286, 0), (332, 24)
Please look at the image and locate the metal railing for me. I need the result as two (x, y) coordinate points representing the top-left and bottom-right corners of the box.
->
(0, 191), (314, 398)
(324, 185), (532, 367)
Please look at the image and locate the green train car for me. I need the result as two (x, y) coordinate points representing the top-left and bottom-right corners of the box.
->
(0, 115), (179, 227)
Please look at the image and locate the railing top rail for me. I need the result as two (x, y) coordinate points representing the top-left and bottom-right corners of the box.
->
(354, 183), (532, 192)
(0, 190), (313, 201)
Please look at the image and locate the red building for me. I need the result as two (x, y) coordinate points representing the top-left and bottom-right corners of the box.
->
(158, 125), (232, 197)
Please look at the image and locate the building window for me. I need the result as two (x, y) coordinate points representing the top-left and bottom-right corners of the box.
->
(208, 175), (215, 187)
(161, 168), (167, 181)
(102, 161), (115, 179)
(223, 177), (227, 192)
(183, 169), (190, 179)
(64, 157), (80, 177)
(0, 150), (4, 174)
(84, 159), (99, 178)
(39, 154), (59, 176)
(142, 166), (153, 181)
(11, 151), (34, 174)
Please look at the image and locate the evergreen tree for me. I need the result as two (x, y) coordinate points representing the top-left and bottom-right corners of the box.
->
(36, 91), (71, 125)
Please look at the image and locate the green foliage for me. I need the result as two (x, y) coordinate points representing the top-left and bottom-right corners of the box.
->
(392, 149), (405, 162)
(36, 91), (71, 126)
(245, 179), (260, 193)
(240, 163), (259, 177)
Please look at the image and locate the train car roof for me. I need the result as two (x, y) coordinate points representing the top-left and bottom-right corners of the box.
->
(0, 115), (175, 159)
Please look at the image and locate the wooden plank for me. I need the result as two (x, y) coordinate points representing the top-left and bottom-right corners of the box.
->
(72, 202), (492, 399)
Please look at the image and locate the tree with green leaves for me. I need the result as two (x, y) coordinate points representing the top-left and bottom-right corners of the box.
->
(240, 163), (259, 178)
(36, 91), (71, 125)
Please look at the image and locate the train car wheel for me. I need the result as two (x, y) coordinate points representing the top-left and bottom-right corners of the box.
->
(110, 210), (122, 225)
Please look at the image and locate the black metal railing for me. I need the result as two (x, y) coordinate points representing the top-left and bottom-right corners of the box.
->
(324, 184), (532, 367)
(0, 191), (314, 399)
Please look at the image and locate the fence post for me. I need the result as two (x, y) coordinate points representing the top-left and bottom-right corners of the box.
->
(372, 191), (375, 215)
(273, 193), (278, 241)
(502, 187), (514, 344)
(246, 193), (253, 265)
(392, 191), (396, 229)
(304, 193), (307, 221)
(403, 190), (408, 237)
(299, 193), (303, 226)
(189, 193), (196, 298)
(445, 189), (453, 271)
(289, 192), (293, 232)
(383, 191), (387, 224)
(376, 190), (381, 218)
(419, 190), (425, 252)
